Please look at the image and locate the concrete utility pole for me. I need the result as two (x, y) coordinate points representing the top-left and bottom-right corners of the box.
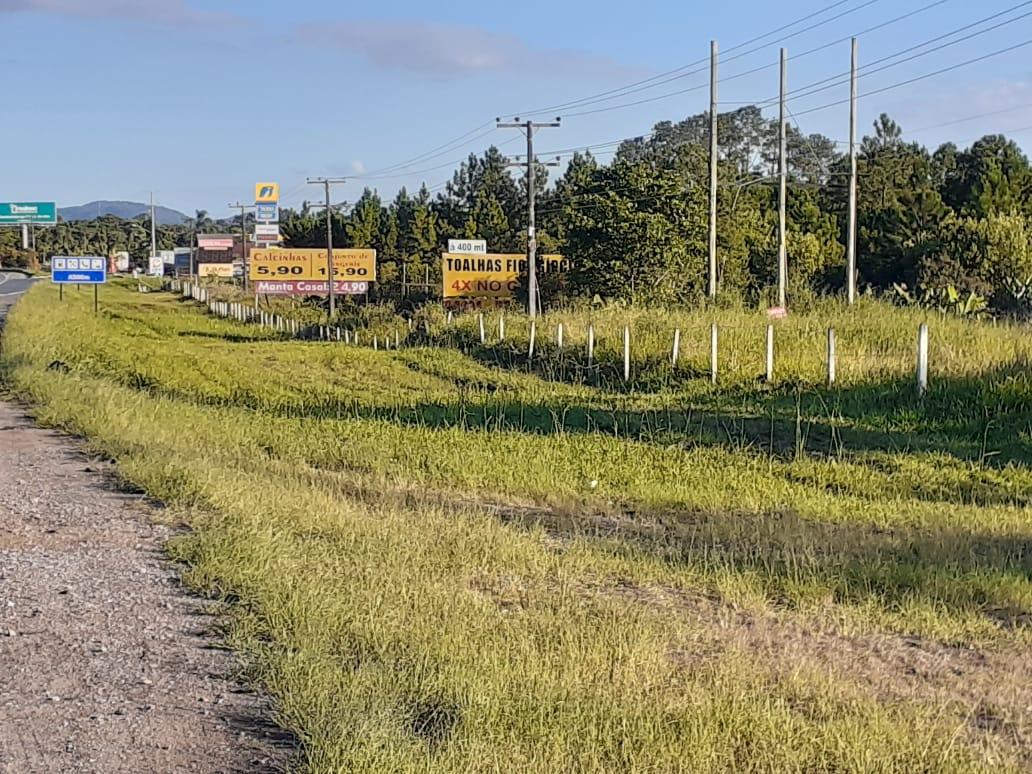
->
(20, 224), (29, 250)
(150, 192), (157, 260)
(306, 177), (346, 318)
(777, 47), (788, 308)
(846, 37), (859, 305)
(497, 117), (561, 318)
(708, 40), (718, 299)
(227, 202), (256, 291)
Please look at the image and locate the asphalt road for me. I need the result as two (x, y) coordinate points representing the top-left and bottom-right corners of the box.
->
(0, 272), (37, 317)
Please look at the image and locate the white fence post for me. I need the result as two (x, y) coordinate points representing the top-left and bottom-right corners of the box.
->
(765, 324), (774, 383)
(587, 323), (595, 366)
(917, 323), (929, 396)
(827, 328), (837, 387)
(395, 329), (400, 349)
(528, 320), (537, 361)
(671, 327), (681, 369)
(498, 314), (505, 341)
(478, 313), (485, 344)
(710, 323), (718, 385)
(623, 325), (631, 383)
(557, 322), (564, 349)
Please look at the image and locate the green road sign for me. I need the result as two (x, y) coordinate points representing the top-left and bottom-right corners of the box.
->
(0, 202), (57, 225)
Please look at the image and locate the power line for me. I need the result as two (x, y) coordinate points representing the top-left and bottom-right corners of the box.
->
(351, 124), (497, 179)
(517, 0), (886, 117)
(753, 1), (1032, 108)
(792, 37), (1032, 118)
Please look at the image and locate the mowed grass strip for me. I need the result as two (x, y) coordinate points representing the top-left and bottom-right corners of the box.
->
(2, 283), (1029, 770)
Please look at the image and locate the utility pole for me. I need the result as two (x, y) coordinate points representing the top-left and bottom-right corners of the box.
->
(150, 192), (157, 261)
(777, 47), (788, 308)
(497, 117), (561, 318)
(846, 37), (859, 305)
(708, 40), (718, 299)
(306, 177), (347, 318)
(227, 202), (256, 291)
(20, 223), (29, 250)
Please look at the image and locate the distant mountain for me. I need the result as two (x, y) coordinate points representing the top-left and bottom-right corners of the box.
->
(59, 200), (189, 226)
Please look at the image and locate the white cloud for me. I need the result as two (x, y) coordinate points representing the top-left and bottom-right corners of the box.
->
(350, 160), (367, 175)
(0, 0), (236, 26)
(294, 19), (638, 80)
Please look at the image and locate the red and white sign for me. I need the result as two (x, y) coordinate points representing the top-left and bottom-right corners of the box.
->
(255, 280), (369, 296)
(254, 224), (280, 240)
(197, 236), (234, 249)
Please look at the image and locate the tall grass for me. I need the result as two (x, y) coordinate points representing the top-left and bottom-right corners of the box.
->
(2, 282), (1029, 771)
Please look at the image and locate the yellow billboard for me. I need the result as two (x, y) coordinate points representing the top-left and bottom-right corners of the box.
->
(254, 182), (280, 203)
(197, 262), (235, 278)
(442, 253), (569, 299)
(249, 248), (377, 281)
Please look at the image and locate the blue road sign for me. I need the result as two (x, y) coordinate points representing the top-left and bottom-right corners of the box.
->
(52, 256), (107, 284)
(256, 203), (278, 221)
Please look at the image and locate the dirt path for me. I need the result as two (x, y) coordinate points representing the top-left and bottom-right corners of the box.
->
(0, 401), (295, 773)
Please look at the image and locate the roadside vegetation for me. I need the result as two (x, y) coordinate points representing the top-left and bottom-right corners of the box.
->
(2, 282), (1030, 771)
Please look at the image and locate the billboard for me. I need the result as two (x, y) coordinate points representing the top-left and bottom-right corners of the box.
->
(197, 234), (234, 249)
(249, 248), (376, 282)
(0, 202), (57, 225)
(198, 263), (235, 278)
(52, 256), (107, 284)
(254, 280), (368, 296)
(256, 203), (278, 221)
(255, 182), (280, 203)
(254, 223), (281, 241)
(442, 253), (569, 299)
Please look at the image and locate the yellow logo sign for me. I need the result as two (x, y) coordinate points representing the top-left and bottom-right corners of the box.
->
(254, 182), (280, 203)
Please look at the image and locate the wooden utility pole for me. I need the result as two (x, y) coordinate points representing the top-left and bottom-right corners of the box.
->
(709, 40), (718, 299)
(306, 177), (347, 318)
(497, 117), (561, 318)
(227, 202), (256, 291)
(777, 48), (788, 308)
(846, 37), (859, 305)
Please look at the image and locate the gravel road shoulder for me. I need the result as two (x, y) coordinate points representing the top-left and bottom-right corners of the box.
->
(0, 401), (295, 773)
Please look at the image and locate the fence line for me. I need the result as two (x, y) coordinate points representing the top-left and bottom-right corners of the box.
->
(165, 280), (935, 393)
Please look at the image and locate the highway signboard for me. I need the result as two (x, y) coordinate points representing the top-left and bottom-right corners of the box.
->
(253, 280), (368, 296)
(442, 253), (568, 299)
(0, 202), (57, 225)
(447, 238), (487, 255)
(249, 248), (376, 282)
(52, 256), (107, 284)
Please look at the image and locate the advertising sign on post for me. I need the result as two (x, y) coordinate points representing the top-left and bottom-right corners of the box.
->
(442, 253), (568, 299)
(0, 202), (57, 225)
(254, 182), (280, 203)
(52, 256), (107, 284)
(254, 223), (281, 241)
(256, 203), (278, 221)
(447, 238), (487, 255)
(249, 248), (377, 283)
(254, 280), (369, 296)
(147, 256), (165, 277)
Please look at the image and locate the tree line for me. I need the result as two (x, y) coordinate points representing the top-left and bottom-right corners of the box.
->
(4, 106), (1030, 314)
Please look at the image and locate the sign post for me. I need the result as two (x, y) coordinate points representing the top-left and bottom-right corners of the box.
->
(52, 256), (107, 313)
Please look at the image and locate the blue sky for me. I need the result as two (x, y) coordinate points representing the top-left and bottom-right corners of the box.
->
(2, 0), (1030, 217)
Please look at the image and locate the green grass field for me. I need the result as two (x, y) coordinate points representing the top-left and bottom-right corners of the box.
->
(3, 282), (1030, 771)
